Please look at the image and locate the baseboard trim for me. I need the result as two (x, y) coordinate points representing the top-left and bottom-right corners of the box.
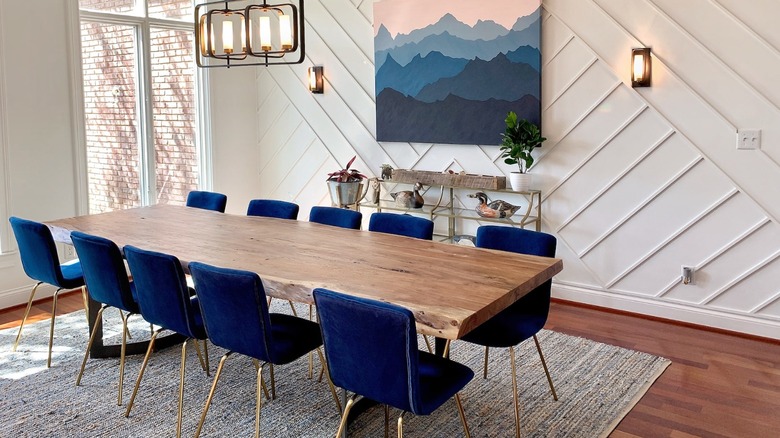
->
(552, 283), (780, 341)
(0, 283), (59, 310)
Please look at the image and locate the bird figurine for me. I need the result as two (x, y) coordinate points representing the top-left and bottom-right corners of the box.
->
(469, 192), (522, 219)
(390, 182), (424, 208)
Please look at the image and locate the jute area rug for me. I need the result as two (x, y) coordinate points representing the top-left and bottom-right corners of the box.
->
(0, 304), (669, 437)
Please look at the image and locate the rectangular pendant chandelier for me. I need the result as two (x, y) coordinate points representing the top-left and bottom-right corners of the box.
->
(195, 0), (305, 68)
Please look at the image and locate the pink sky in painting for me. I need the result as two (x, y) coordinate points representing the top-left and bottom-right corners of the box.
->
(374, 0), (540, 37)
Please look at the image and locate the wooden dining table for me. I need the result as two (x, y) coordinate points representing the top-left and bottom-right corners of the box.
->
(46, 204), (562, 355)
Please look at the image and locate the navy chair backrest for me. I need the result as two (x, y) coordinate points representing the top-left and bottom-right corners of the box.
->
(70, 231), (138, 312)
(188, 262), (275, 361)
(124, 245), (204, 339)
(476, 225), (557, 316)
(246, 199), (299, 220)
(314, 288), (421, 413)
(186, 190), (227, 213)
(9, 217), (67, 287)
(309, 206), (362, 230)
(368, 212), (434, 240)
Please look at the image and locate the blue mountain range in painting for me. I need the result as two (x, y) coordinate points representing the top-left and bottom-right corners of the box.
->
(375, 6), (542, 145)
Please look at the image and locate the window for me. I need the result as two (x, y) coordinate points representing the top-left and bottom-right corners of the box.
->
(79, 0), (205, 213)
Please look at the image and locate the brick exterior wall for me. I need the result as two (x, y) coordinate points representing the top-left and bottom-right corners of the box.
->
(150, 28), (199, 206)
(80, 0), (198, 213)
(81, 22), (141, 213)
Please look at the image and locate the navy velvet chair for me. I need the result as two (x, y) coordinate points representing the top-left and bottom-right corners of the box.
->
(309, 206), (362, 230)
(122, 245), (210, 437)
(368, 212), (434, 240)
(460, 225), (558, 437)
(188, 261), (340, 438)
(186, 190), (227, 213)
(8, 217), (87, 368)
(246, 199), (299, 220)
(70, 231), (142, 406)
(314, 288), (473, 437)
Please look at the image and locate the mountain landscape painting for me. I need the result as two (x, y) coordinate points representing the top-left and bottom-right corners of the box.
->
(374, 0), (542, 145)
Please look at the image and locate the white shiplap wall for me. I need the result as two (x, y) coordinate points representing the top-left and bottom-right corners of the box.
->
(210, 0), (780, 338)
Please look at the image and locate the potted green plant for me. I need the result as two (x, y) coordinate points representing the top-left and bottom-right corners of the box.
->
(327, 156), (368, 207)
(499, 111), (546, 191)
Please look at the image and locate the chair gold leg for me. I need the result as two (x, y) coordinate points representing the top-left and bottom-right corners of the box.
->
(12, 282), (41, 352)
(124, 329), (161, 417)
(423, 335), (433, 354)
(316, 348), (342, 413)
(81, 286), (90, 326)
(269, 363), (276, 399)
(397, 412), (406, 438)
(176, 339), (189, 438)
(252, 359), (271, 400)
(255, 363), (265, 438)
(335, 395), (357, 438)
(203, 340), (210, 375)
(117, 310), (131, 406)
(47, 289), (62, 368)
(117, 310), (133, 340)
(454, 393), (471, 438)
(76, 305), (107, 386)
(193, 338), (208, 375)
(533, 334), (558, 401)
(483, 346), (490, 379)
(287, 300), (298, 317)
(384, 405), (390, 438)
(194, 352), (232, 438)
(509, 346), (521, 438)
(442, 339), (452, 358)
(308, 304), (314, 379)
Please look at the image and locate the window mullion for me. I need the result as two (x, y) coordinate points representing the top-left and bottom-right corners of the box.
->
(137, 20), (156, 206)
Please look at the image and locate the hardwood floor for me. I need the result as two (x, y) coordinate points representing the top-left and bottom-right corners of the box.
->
(1, 292), (778, 436)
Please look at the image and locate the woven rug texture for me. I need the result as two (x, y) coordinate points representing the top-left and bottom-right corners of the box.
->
(0, 304), (669, 437)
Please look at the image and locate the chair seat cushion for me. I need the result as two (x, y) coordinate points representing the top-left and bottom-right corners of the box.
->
(268, 313), (322, 365)
(416, 351), (474, 415)
(461, 309), (545, 348)
(59, 259), (85, 290)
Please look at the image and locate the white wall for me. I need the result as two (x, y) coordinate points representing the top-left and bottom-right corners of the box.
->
(209, 0), (780, 339)
(0, 0), (82, 308)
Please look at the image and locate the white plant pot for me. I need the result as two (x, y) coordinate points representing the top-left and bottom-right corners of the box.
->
(509, 172), (532, 192)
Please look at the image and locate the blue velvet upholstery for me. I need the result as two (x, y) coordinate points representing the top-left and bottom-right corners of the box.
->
(246, 199), (299, 220)
(9, 217), (84, 290)
(314, 288), (473, 416)
(188, 261), (321, 365)
(368, 212), (434, 240)
(70, 231), (139, 314)
(9, 216), (86, 367)
(123, 245), (206, 340)
(461, 226), (557, 348)
(186, 190), (227, 213)
(309, 206), (362, 230)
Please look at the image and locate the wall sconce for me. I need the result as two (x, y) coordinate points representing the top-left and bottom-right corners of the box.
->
(308, 66), (323, 93)
(195, 0), (305, 68)
(631, 48), (652, 87)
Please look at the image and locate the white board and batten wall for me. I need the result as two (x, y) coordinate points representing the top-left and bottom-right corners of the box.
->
(210, 0), (780, 339)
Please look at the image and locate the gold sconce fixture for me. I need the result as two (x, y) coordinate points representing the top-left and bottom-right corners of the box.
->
(308, 66), (323, 93)
(631, 47), (651, 87)
(195, 0), (305, 68)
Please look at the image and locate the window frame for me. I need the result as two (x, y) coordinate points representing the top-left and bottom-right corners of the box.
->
(77, 2), (211, 210)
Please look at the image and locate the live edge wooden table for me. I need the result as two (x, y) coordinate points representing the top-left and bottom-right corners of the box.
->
(45, 204), (563, 358)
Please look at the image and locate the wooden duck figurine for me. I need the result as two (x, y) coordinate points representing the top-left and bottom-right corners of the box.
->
(469, 192), (522, 219)
(390, 182), (424, 208)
